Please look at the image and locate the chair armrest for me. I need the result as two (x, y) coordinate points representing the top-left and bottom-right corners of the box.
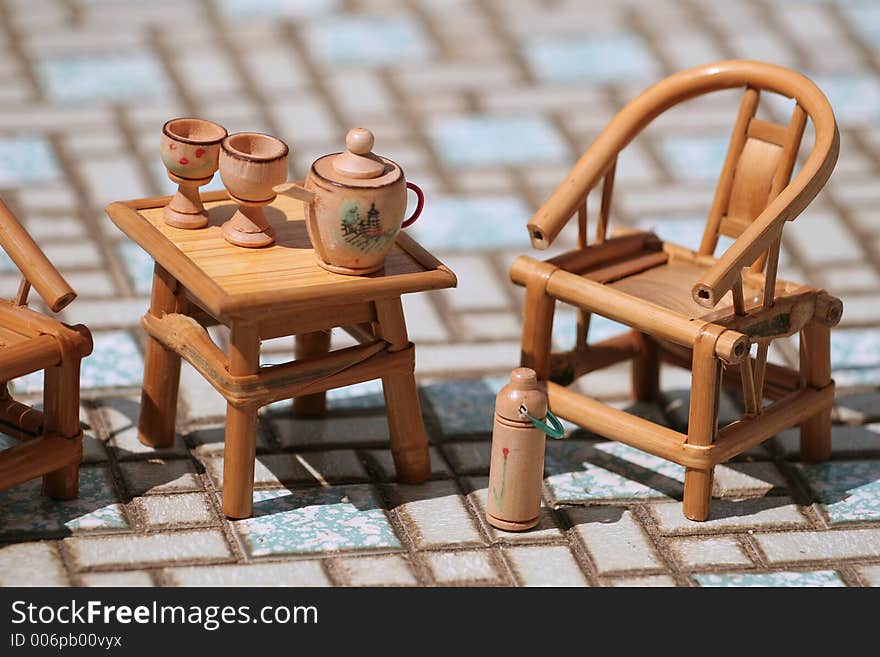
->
(0, 334), (61, 381)
(0, 198), (76, 312)
(527, 135), (623, 250)
(691, 206), (786, 308)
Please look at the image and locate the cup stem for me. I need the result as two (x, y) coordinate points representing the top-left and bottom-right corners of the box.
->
(164, 177), (210, 229)
(221, 201), (275, 248)
(229, 204), (270, 233)
(169, 180), (206, 216)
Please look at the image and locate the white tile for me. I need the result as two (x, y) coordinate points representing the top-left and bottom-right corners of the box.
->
(650, 498), (808, 535)
(390, 480), (485, 548)
(670, 536), (753, 569)
(167, 561), (331, 587)
(424, 550), (504, 585)
(334, 554), (419, 586)
(136, 493), (215, 526)
(505, 545), (589, 587)
(0, 542), (68, 586)
(66, 530), (231, 568)
(756, 528), (880, 564)
(80, 571), (154, 587)
(565, 507), (663, 574)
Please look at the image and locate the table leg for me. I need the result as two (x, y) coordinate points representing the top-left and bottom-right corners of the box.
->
(292, 330), (331, 418)
(222, 322), (260, 519)
(376, 298), (430, 483)
(138, 264), (182, 448)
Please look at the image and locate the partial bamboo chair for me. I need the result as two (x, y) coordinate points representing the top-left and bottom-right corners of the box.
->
(0, 198), (92, 499)
(512, 60), (841, 520)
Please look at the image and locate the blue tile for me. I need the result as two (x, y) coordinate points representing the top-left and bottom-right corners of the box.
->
(525, 34), (659, 83)
(843, 4), (880, 42)
(117, 241), (154, 296)
(233, 485), (400, 556)
(81, 331), (145, 389)
(409, 195), (532, 251)
(831, 329), (880, 387)
(796, 460), (880, 523)
(0, 250), (15, 273)
(37, 53), (170, 104)
(421, 378), (498, 436)
(545, 440), (684, 503)
(306, 17), (432, 66)
(11, 330), (144, 393)
(658, 136), (729, 182)
(0, 466), (128, 537)
(694, 570), (845, 588)
(430, 116), (568, 167)
(811, 74), (880, 126)
(217, 0), (340, 18)
(326, 379), (387, 411)
(0, 136), (60, 187)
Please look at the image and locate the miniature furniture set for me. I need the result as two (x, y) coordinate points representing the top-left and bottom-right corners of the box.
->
(108, 124), (453, 519)
(0, 59), (841, 527)
(512, 60), (841, 520)
(0, 199), (93, 499)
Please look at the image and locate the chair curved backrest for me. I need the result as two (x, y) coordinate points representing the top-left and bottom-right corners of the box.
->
(526, 60), (839, 308)
(0, 198), (76, 312)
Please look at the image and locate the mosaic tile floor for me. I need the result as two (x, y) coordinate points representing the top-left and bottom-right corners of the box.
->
(1, 0), (880, 587)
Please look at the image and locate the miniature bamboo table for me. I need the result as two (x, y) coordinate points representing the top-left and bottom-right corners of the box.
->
(107, 190), (456, 519)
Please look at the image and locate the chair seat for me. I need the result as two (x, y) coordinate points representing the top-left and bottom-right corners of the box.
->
(606, 253), (773, 321)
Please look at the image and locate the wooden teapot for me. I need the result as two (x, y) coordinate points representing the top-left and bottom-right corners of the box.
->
(274, 128), (424, 275)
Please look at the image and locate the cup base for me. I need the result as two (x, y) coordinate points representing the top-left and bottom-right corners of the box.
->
(485, 512), (539, 532)
(316, 258), (384, 276)
(164, 206), (209, 230)
(221, 220), (274, 248)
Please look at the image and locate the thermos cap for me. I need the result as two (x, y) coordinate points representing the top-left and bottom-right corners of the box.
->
(495, 367), (548, 423)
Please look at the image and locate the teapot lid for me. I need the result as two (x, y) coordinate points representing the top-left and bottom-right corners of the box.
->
(312, 128), (401, 188)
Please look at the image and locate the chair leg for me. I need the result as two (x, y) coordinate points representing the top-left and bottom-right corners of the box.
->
(683, 329), (722, 521)
(41, 359), (82, 500)
(632, 330), (660, 402)
(520, 267), (556, 380)
(800, 321), (832, 463)
(292, 330), (331, 418)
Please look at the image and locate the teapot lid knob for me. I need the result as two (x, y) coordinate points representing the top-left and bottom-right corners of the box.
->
(346, 128), (374, 155)
(333, 128), (385, 179)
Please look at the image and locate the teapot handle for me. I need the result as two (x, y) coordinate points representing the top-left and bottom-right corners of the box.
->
(401, 182), (424, 228)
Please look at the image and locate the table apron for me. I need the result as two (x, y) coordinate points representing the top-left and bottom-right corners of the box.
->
(256, 301), (377, 340)
(181, 289), (379, 340)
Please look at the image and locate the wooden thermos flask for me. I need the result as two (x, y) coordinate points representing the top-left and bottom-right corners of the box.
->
(486, 368), (548, 531)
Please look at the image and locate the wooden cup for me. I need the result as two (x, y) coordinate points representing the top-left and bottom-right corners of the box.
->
(161, 118), (227, 229)
(218, 132), (289, 248)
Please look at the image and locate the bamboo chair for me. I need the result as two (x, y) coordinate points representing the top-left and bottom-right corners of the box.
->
(0, 198), (92, 499)
(512, 60), (841, 520)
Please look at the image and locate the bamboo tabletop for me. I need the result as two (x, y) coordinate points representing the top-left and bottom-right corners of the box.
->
(106, 190), (456, 320)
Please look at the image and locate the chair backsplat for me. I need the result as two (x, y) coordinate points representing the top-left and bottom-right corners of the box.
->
(698, 87), (808, 272)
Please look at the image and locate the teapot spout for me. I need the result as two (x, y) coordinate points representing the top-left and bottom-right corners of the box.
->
(273, 182), (315, 205)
